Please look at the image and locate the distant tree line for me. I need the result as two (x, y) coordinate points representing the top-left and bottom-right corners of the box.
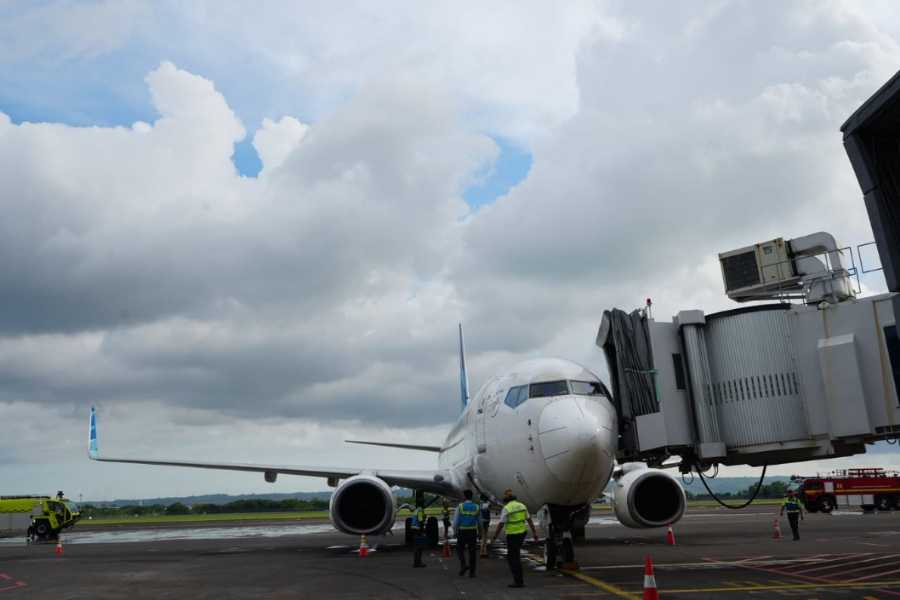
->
(685, 480), (789, 500)
(79, 497), (329, 518)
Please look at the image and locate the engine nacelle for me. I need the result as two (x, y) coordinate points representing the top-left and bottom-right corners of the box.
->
(329, 474), (397, 535)
(611, 463), (686, 528)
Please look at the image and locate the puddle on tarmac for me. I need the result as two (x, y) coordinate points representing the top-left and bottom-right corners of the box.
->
(0, 522), (344, 545)
(587, 516), (618, 526)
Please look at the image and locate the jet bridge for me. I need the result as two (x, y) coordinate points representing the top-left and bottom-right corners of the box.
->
(596, 69), (900, 472)
(598, 286), (898, 470)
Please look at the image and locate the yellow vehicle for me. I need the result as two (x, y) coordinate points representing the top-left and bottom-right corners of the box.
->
(0, 493), (81, 540)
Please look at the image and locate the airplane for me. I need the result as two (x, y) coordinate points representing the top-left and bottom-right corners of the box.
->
(88, 324), (686, 566)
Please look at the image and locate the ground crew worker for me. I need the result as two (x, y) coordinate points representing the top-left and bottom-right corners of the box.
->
(480, 494), (491, 534)
(454, 490), (481, 577)
(780, 490), (804, 541)
(479, 494), (491, 557)
(441, 500), (452, 540)
(412, 501), (428, 567)
(25, 519), (35, 544)
(490, 489), (539, 588)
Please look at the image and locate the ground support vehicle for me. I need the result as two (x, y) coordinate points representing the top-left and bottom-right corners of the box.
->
(794, 468), (900, 513)
(0, 495), (81, 540)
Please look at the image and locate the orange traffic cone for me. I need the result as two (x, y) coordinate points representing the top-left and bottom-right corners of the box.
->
(665, 525), (676, 546)
(359, 534), (369, 557)
(643, 555), (659, 600)
(55, 538), (63, 556)
(772, 518), (783, 540)
(442, 539), (451, 558)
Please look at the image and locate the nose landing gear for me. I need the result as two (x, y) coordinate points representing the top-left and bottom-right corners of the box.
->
(541, 504), (589, 570)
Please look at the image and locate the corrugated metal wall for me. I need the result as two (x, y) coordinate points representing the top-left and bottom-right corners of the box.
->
(704, 309), (809, 447)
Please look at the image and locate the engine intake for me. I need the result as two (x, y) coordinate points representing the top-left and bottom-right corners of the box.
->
(611, 464), (686, 528)
(329, 475), (396, 535)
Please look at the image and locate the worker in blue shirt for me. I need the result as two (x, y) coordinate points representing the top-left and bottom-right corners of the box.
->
(479, 494), (491, 557)
(454, 490), (482, 577)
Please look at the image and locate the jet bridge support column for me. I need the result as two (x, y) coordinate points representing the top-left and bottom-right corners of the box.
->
(676, 310), (726, 461)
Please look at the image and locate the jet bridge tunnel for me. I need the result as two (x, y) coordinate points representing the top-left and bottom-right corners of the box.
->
(596, 70), (900, 471)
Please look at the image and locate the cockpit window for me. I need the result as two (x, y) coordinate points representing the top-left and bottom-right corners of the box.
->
(529, 380), (569, 398)
(569, 380), (608, 397)
(504, 385), (528, 409)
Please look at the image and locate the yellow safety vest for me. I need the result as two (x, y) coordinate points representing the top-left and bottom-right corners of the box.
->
(504, 500), (528, 535)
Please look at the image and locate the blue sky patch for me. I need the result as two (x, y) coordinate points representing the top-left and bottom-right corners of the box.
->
(463, 138), (532, 208)
(233, 139), (263, 177)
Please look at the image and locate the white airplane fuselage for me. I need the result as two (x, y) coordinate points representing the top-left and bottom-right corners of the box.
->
(437, 358), (617, 511)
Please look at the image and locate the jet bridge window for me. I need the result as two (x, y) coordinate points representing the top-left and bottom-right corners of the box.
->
(529, 380), (569, 398)
(569, 380), (609, 398)
(504, 385), (528, 409)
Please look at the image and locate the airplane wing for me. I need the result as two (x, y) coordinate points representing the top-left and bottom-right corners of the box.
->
(344, 440), (442, 452)
(88, 407), (455, 496)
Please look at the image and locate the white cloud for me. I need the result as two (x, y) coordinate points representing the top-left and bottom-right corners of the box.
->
(253, 116), (309, 175)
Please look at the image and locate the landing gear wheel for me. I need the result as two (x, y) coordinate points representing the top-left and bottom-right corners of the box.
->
(561, 537), (575, 564)
(404, 517), (414, 546)
(425, 517), (439, 547)
(573, 526), (586, 543)
(544, 538), (558, 570)
(818, 496), (835, 514)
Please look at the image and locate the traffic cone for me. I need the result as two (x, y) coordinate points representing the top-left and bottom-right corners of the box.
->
(359, 534), (369, 557)
(55, 537), (63, 556)
(772, 518), (783, 540)
(643, 555), (659, 600)
(665, 525), (676, 546)
(442, 539), (451, 558)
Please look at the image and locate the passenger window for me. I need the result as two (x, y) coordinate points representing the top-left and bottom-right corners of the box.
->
(529, 380), (569, 398)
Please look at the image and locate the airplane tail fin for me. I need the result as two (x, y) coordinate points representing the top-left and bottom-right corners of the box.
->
(88, 406), (99, 459)
(458, 323), (470, 409)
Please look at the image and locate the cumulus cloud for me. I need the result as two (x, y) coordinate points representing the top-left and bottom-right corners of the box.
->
(1, 1), (899, 497)
(253, 116), (309, 175)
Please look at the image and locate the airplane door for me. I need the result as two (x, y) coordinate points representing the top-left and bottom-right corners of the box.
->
(476, 396), (487, 453)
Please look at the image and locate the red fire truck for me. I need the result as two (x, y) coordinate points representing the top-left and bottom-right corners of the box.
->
(793, 468), (900, 513)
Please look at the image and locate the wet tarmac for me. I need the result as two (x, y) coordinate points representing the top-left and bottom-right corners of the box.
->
(0, 504), (898, 598)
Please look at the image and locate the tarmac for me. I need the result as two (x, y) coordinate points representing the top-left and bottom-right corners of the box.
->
(1, 504), (899, 599)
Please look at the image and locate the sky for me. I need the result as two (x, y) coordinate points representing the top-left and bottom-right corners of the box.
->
(0, 0), (898, 502)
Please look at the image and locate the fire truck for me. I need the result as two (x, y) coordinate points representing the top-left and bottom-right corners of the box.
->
(793, 468), (900, 513)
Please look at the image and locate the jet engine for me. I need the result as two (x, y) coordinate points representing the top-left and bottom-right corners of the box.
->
(329, 474), (397, 535)
(610, 463), (686, 528)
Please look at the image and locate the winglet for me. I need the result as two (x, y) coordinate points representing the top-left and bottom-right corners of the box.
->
(458, 323), (470, 409)
(88, 406), (99, 459)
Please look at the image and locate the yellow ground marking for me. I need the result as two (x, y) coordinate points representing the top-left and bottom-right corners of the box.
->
(863, 596), (880, 600)
(558, 569), (643, 600)
(659, 580), (900, 594)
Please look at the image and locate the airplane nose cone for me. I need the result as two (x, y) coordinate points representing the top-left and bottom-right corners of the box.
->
(538, 397), (615, 485)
